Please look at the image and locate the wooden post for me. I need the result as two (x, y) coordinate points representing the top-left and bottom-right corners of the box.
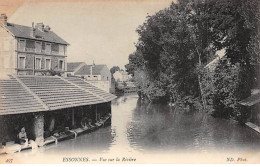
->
(72, 108), (75, 127)
(95, 105), (98, 122)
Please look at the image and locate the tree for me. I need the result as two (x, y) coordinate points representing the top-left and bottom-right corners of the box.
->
(125, 50), (145, 76)
(126, 0), (260, 116)
(110, 66), (120, 75)
(132, 1), (210, 104)
(207, 0), (260, 118)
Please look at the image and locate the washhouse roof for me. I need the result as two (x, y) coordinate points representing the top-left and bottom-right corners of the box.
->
(0, 75), (117, 115)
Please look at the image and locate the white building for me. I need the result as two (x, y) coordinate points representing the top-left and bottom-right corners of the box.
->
(113, 70), (131, 82)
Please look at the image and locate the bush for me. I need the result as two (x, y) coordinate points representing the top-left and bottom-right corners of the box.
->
(211, 58), (251, 120)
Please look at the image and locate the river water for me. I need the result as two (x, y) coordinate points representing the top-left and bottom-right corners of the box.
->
(9, 94), (260, 163)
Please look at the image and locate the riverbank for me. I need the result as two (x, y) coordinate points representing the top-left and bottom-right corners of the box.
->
(1, 95), (260, 163)
(2, 95), (260, 163)
(0, 114), (111, 155)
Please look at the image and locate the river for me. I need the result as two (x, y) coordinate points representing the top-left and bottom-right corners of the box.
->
(9, 94), (260, 163)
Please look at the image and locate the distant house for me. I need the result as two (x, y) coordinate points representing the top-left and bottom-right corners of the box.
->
(76, 64), (111, 81)
(67, 62), (85, 76)
(113, 70), (131, 82)
(0, 13), (69, 76)
(67, 62), (112, 92)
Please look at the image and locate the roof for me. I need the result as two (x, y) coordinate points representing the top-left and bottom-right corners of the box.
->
(75, 64), (107, 76)
(0, 76), (46, 115)
(0, 75), (116, 115)
(239, 93), (260, 107)
(65, 77), (116, 101)
(67, 62), (85, 72)
(3, 23), (69, 45)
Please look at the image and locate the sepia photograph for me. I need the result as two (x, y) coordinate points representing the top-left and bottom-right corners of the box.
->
(0, 0), (260, 165)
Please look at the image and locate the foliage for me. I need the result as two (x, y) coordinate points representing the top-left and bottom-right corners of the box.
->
(211, 58), (240, 118)
(126, 0), (260, 119)
(110, 66), (120, 75)
(125, 50), (145, 76)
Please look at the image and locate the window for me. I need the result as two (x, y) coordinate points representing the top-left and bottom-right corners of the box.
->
(45, 43), (51, 54)
(93, 75), (98, 80)
(18, 57), (25, 69)
(59, 45), (65, 55)
(58, 60), (64, 70)
(35, 41), (41, 53)
(35, 58), (41, 70)
(46, 59), (51, 70)
(52, 43), (59, 54)
(42, 42), (45, 53)
(18, 40), (26, 51)
(26, 40), (35, 52)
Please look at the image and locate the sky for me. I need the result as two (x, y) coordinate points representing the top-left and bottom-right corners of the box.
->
(3, 0), (174, 69)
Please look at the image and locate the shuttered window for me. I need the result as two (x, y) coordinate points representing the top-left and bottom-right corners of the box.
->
(19, 57), (25, 69)
(35, 58), (41, 70)
(46, 59), (51, 70)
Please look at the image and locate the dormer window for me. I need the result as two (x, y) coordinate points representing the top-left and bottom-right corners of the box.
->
(35, 35), (43, 39)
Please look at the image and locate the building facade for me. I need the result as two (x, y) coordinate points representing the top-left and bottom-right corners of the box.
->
(0, 14), (69, 76)
(67, 62), (112, 92)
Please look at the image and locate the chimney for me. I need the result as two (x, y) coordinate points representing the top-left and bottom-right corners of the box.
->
(0, 13), (7, 26)
(44, 25), (51, 32)
(30, 22), (36, 37)
(36, 22), (44, 31)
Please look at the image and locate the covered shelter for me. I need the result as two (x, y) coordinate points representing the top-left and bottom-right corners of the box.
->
(0, 75), (116, 145)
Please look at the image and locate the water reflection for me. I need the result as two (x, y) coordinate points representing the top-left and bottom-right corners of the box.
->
(14, 94), (260, 157)
(123, 95), (260, 153)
